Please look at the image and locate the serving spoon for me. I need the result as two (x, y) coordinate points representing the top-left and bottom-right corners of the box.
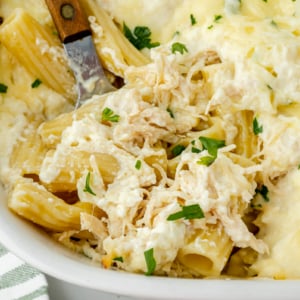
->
(45, 0), (115, 108)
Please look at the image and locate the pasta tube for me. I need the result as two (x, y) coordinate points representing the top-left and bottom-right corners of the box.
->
(177, 225), (233, 277)
(38, 95), (108, 147)
(8, 180), (105, 232)
(10, 124), (46, 177)
(78, 0), (149, 77)
(0, 9), (75, 100)
(40, 150), (119, 192)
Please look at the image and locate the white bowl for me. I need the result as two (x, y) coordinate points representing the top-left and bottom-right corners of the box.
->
(0, 185), (299, 300)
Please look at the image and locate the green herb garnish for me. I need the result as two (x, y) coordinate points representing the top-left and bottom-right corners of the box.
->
(167, 107), (175, 118)
(167, 204), (205, 221)
(270, 20), (278, 27)
(191, 147), (201, 153)
(135, 160), (142, 170)
(0, 83), (8, 93)
(83, 172), (96, 196)
(190, 14), (197, 25)
(197, 155), (216, 166)
(123, 23), (160, 50)
(31, 78), (42, 88)
(255, 185), (269, 202)
(113, 256), (124, 263)
(199, 136), (225, 157)
(214, 15), (223, 22)
(171, 42), (188, 54)
(196, 137), (225, 166)
(101, 107), (120, 123)
(144, 248), (156, 276)
(253, 117), (263, 135)
(171, 144), (186, 157)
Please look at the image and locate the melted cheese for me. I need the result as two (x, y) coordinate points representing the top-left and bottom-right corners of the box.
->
(2, 0), (300, 278)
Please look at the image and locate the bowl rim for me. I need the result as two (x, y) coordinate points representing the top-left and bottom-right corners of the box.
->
(0, 186), (299, 300)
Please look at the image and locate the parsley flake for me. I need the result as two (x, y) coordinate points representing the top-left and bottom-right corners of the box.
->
(270, 20), (278, 27)
(191, 147), (201, 153)
(255, 185), (270, 202)
(113, 256), (124, 263)
(171, 144), (186, 157)
(214, 15), (223, 22)
(0, 83), (8, 93)
(171, 42), (188, 54)
(83, 172), (96, 196)
(101, 107), (120, 123)
(197, 155), (216, 166)
(123, 23), (160, 50)
(144, 248), (156, 276)
(135, 160), (142, 170)
(199, 136), (225, 157)
(167, 204), (205, 221)
(167, 107), (175, 118)
(31, 78), (42, 88)
(196, 137), (225, 166)
(253, 117), (263, 135)
(190, 14), (197, 26)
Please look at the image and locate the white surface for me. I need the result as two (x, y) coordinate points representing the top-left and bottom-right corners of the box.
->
(46, 275), (135, 300)
(1, 186), (300, 300)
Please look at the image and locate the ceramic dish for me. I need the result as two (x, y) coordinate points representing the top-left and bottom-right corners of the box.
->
(0, 186), (299, 300)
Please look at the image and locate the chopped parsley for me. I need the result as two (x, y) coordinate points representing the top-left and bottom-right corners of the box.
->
(171, 42), (188, 54)
(199, 136), (226, 157)
(253, 117), (263, 135)
(83, 172), (96, 196)
(171, 144), (186, 157)
(123, 23), (160, 50)
(251, 184), (270, 209)
(167, 204), (205, 221)
(197, 137), (225, 166)
(135, 160), (142, 170)
(144, 248), (156, 276)
(190, 14), (197, 26)
(270, 20), (278, 27)
(113, 256), (124, 263)
(101, 107), (120, 123)
(0, 83), (8, 94)
(31, 78), (42, 88)
(197, 155), (216, 166)
(191, 147), (201, 153)
(167, 107), (175, 118)
(208, 15), (223, 29)
(214, 15), (223, 22)
(255, 185), (270, 202)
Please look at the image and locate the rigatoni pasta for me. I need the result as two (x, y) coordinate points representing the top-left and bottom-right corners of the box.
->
(2, 0), (300, 279)
(0, 8), (75, 100)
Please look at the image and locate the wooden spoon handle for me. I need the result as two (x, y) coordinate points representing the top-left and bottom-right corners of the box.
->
(45, 0), (90, 43)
